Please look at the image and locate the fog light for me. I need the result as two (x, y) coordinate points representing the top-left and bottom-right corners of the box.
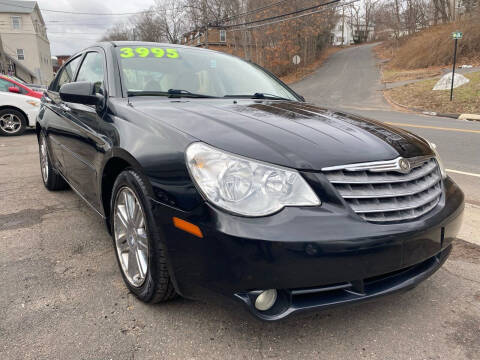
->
(254, 289), (277, 311)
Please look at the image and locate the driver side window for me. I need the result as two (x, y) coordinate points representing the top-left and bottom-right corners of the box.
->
(51, 55), (82, 92)
(75, 52), (105, 93)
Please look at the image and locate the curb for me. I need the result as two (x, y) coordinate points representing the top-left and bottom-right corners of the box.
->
(420, 111), (460, 119)
(383, 91), (480, 121)
(459, 114), (480, 122)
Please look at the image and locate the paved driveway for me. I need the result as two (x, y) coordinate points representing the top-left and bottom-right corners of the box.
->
(1, 132), (479, 360)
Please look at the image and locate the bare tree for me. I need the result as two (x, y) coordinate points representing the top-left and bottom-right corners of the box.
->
(101, 22), (133, 41)
(363, 0), (379, 40)
(131, 10), (163, 42)
(155, 0), (187, 44)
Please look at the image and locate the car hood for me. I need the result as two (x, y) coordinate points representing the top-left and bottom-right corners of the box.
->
(129, 99), (433, 171)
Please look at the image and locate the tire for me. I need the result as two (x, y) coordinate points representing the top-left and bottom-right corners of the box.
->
(110, 169), (177, 303)
(39, 133), (68, 191)
(0, 108), (27, 136)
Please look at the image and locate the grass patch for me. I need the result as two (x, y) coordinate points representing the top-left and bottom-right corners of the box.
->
(375, 16), (480, 82)
(381, 18), (480, 70)
(381, 67), (443, 83)
(385, 71), (480, 114)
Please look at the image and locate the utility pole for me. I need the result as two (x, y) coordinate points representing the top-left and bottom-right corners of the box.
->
(202, 0), (208, 49)
(342, 6), (345, 45)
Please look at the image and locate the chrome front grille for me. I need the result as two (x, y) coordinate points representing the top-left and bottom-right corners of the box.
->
(323, 157), (443, 223)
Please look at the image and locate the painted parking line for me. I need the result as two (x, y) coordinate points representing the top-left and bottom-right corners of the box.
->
(385, 122), (480, 134)
(447, 169), (480, 178)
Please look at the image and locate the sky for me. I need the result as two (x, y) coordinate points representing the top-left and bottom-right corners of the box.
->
(36, 0), (154, 56)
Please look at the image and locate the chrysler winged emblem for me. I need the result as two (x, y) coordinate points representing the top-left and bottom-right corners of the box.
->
(397, 158), (411, 174)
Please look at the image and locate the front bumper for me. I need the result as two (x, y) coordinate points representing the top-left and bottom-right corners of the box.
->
(150, 176), (464, 320)
(235, 245), (451, 320)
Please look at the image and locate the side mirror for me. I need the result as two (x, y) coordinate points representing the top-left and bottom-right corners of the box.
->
(8, 86), (20, 94)
(59, 81), (102, 105)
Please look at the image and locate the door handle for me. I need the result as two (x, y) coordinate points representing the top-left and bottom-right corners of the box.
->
(59, 103), (71, 112)
(42, 94), (53, 104)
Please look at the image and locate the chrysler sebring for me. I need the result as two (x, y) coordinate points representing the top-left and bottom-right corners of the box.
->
(36, 42), (464, 320)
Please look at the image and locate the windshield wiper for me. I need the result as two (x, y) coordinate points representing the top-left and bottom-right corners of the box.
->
(127, 90), (217, 98)
(224, 93), (293, 101)
(128, 91), (169, 97)
(167, 89), (217, 98)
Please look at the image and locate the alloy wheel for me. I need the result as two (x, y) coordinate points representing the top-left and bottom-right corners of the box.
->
(40, 136), (49, 183)
(114, 187), (149, 287)
(0, 113), (21, 134)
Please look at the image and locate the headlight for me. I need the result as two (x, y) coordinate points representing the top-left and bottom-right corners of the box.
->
(429, 142), (446, 179)
(185, 142), (321, 216)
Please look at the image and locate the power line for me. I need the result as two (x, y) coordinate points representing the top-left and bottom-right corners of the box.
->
(47, 31), (104, 34)
(220, 0), (291, 23)
(46, 22), (115, 25)
(0, 1), (152, 16)
(229, 0), (358, 31)
(225, 0), (341, 29)
(48, 34), (101, 38)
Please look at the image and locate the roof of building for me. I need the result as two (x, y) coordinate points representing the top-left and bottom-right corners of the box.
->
(5, 53), (37, 77)
(0, 0), (37, 14)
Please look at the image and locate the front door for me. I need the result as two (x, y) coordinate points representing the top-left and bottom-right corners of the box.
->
(59, 50), (108, 210)
(43, 55), (84, 176)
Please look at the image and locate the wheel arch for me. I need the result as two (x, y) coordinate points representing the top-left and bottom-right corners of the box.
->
(0, 105), (28, 123)
(100, 148), (151, 226)
(35, 121), (42, 137)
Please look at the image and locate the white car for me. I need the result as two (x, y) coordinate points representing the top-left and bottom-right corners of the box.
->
(0, 91), (40, 136)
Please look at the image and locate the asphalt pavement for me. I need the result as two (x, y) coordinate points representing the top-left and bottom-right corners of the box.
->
(1, 45), (480, 360)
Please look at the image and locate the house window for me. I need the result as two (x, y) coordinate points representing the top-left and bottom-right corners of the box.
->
(220, 30), (226, 42)
(11, 16), (21, 30)
(17, 49), (24, 61)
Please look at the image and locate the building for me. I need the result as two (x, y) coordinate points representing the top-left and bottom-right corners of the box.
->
(0, 33), (37, 82)
(52, 55), (70, 74)
(181, 26), (231, 53)
(331, 19), (375, 46)
(331, 20), (354, 46)
(0, 0), (53, 84)
(181, 26), (261, 62)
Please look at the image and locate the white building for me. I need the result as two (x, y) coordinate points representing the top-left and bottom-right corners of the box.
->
(331, 20), (354, 46)
(0, 0), (53, 84)
(331, 18), (375, 46)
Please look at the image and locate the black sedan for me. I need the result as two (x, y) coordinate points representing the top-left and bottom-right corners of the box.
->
(36, 42), (464, 320)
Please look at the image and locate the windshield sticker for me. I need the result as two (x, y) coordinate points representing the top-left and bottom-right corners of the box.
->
(119, 47), (180, 59)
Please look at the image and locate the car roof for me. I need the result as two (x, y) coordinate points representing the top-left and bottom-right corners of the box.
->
(0, 75), (21, 84)
(89, 41), (222, 55)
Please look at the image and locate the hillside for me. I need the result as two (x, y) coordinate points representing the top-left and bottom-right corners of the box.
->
(378, 18), (480, 71)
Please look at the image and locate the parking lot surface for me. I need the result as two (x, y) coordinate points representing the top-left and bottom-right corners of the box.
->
(1, 132), (479, 360)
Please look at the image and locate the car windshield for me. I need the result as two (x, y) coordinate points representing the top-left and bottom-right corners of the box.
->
(116, 45), (297, 100)
(8, 76), (26, 85)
